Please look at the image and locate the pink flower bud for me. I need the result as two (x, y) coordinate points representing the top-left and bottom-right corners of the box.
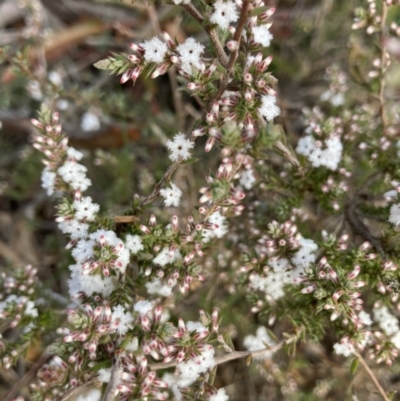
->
(227, 40), (239, 51)
(205, 137), (216, 152)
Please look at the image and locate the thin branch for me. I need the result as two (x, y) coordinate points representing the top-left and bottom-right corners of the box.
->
(354, 351), (390, 401)
(101, 355), (122, 401)
(378, 2), (388, 131)
(2, 352), (53, 401)
(149, 341), (284, 371)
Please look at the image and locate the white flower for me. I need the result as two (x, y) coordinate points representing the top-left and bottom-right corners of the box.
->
(142, 37), (168, 64)
(359, 311), (372, 326)
(296, 135), (316, 157)
(392, 332), (400, 350)
(210, 0), (239, 30)
(177, 37), (205, 74)
(291, 238), (318, 268)
(296, 134), (343, 171)
(243, 326), (275, 360)
(160, 183), (182, 207)
(48, 71), (63, 87)
(166, 133), (194, 162)
(186, 321), (207, 333)
(125, 234), (144, 254)
(28, 80), (43, 100)
(126, 337), (139, 351)
(98, 368), (112, 383)
(162, 373), (183, 401)
(41, 168), (56, 196)
(81, 112), (101, 132)
(72, 239), (95, 263)
(68, 264), (116, 297)
(202, 211), (228, 242)
(111, 305), (134, 335)
(153, 247), (182, 267)
(145, 278), (174, 296)
(177, 347), (215, 387)
(209, 388), (229, 401)
(58, 219), (89, 240)
(333, 341), (354, 357)
(73, 196), (100, 221)
(67, 147), (84, 161)
(134, 300), (153, 315)
(58, 161), (92, 191)
(24, 300), (38, 317)
(373, 306), (399, 336)
(239, 169), (256, 190)
(172, 0), (190, 4)
(252, 25), (273, 47)
(76, 389), (102, 401)
(389, 204), (400, 225)
(258, 95), (280, 121)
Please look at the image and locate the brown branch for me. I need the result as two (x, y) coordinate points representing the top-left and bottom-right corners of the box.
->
(101, 355), (121, 401)
(354, 351), (390, 401)
(378, 2), (388, 131)
(149, 341), (284, 371)
(2, 352), (53, 401)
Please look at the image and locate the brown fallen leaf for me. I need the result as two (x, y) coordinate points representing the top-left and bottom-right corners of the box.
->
(2, 20), (109, 83)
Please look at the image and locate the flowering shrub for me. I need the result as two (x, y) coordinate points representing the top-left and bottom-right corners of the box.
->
(2, 0), (400, 400)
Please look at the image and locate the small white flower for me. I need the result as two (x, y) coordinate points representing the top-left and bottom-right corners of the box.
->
(41, 168), (56, 196)
(166, 133), (194, 161)
(177, 37), (205, 74)
(333, 341), (354, 357)
(153, 247), (182, 267)
(72, 239), (95, 263)
(142, 37), (168, 64)
(252, 25), (273, 47)
(210, 0), (239, 30)
(67, 147), (84, 161)
(296, 135), (316, 157)
(160, 183), (182, 207)
(259, 95), (280, 121)
(48, 71), (63, 87)
(243, 326), (275, 360)
(389, 204), (400, 225)
(209, 388), (229, 401)
(125, 234), (144, 254)
(134, 300), (153, 315)
(73, 196), (100, 222)
(98, 368), (112, 383)
(111, 305), (134, 335)
(186, 321), (207, 333)
(58, 219), (89, 240)
(358, 311), (372, 326)
(239, 169), (256, 190)
(145, 278), (174, 296)
(81, 112), (101, 132)
(76, 389), (102, 401)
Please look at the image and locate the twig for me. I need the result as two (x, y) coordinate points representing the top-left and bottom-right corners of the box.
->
(101, 355), (121, 401)
(2, 352), (53, 401)
(354, 351), (390, 401)
(344, 200), (385, 258)
(149, 341), (284, 371)
(378, 2), (388, 131)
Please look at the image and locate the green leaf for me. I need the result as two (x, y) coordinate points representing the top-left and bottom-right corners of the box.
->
(350, 358), (359, 375)
(181, 158), (200, 165)
(251, 6), (269, 16)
